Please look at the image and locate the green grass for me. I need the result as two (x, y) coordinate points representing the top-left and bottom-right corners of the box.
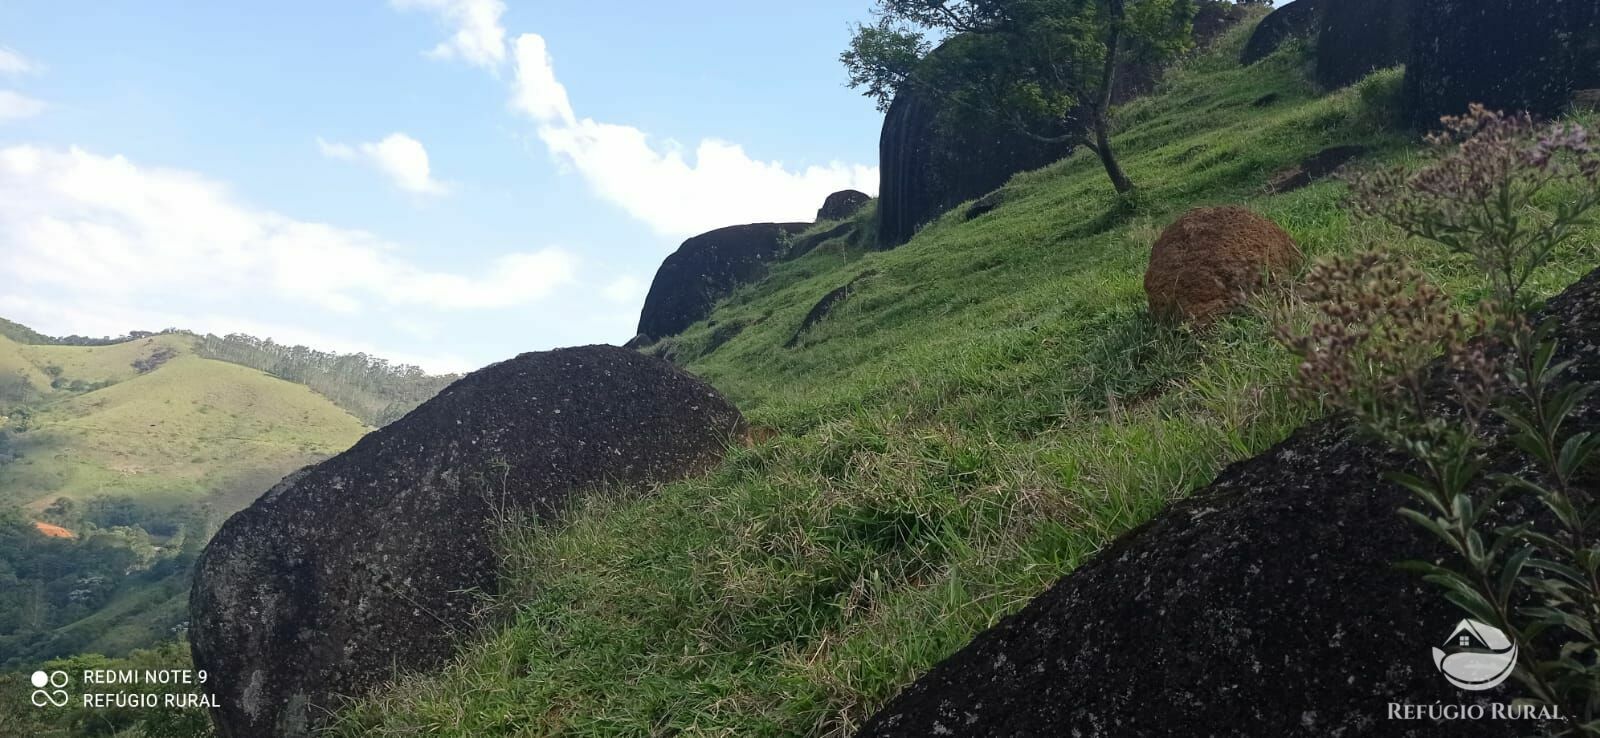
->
(331, 28), (1600, 738)
(1, 333), (368, 514)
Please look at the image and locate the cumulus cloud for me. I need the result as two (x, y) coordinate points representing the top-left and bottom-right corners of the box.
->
(319, 133), (451, 195)
(0, 145), (577, 317)
(0, 90), (45, 122)
(601, 275), (646, 303)
(391, 0), (507, 70)
(509, 33), (878, 239)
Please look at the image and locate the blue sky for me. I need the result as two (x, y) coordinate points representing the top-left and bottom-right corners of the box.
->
(0, 1), (885, 371)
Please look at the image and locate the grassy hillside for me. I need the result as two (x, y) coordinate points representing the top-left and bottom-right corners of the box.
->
(0, 329), (372, 669)
(1, 332), (368, 514)
(333, 29), (1600, 738)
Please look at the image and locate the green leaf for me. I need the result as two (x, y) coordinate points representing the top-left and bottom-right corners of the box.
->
(1441, 588), (1501, 626)
(1526, 557), (1588, 586)
(1499, 547), (1531, 604)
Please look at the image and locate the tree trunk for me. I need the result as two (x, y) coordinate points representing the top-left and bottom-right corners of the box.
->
(1095, 0), (1135, 194)
(1092, 113), (1135, 194)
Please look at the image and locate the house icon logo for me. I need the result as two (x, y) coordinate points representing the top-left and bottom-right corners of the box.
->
(1432, 619), (1517, 691)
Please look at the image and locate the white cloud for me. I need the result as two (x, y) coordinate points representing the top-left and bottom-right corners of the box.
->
(0, 145), (577, 317)
(0, 47), (38, 75)
(319, 133), (450, 195)
(0, 90), (45, 122)
(509, 33), (877, 239)
(601, 275), (646, 304)
(392, 0), (507, 70)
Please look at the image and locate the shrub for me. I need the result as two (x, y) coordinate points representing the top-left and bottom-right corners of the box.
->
(1279, 106), (1600, 730)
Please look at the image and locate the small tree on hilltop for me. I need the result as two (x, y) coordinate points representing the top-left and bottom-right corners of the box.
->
(842, 0), (1200, 195)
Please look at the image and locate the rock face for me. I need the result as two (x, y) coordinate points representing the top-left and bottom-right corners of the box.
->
(875, 82), (1077, 249)
(635, 222), (810, 342)
(875, 5), (1249, 249)
(817, 189), (872, 222)
(1241, 0), (1324, 65)
(858, 265), (1600, 738)
(875, 62), (1149, 249)
(1406, 0), (1600, 128)
(190, 345), (745, 738)
(1316, 0), (1411, 88)
(1143, 206), (1302, 324)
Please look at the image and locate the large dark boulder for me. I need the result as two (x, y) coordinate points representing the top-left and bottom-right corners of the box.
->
(1242, 0), (1324, 65)
(857, 268), (1600, 737)
(876, 4), (1248, 249)
(190, 345), (745, 737)
(817, 189), (872, 221)
(1316, 0), (1411, 88)
(635, 222), (809, 341)
(1406, 0), (1600, 128)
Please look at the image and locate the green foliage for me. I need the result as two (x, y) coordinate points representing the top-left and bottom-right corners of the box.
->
(1283, 107), (1600, 732)
(0, 500), (210, 670)
(843, 0), (1203, 193)
(840, 22), (929, 113)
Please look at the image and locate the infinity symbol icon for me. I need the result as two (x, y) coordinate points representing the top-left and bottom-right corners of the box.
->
(31, 689), (69, 707)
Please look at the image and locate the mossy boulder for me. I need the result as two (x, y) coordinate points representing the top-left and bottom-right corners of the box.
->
(817, 189), (872, 221)
(635, 222), (810, 342)
(190, 345), (745, 737)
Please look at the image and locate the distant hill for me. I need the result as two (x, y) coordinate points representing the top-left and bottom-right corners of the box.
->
(0, 331), (368, 514)
(0, 319), (455, 669)
(0, 321), (459, 426)
(190, 333), (458, 427)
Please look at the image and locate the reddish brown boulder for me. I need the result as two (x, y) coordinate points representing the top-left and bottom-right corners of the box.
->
(1143, 206), (1301, 324)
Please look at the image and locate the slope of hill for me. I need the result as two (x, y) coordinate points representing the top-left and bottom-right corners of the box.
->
(328, 25), (1600, 738)
(0, 332), (368, 514)
(0, 327), (381, 670)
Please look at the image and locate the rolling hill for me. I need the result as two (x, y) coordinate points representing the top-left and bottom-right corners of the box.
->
(0, 322), (451, 670)
(0, 331), (368, 515)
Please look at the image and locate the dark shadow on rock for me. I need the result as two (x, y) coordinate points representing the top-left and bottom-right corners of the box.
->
(817, 190), (872, 222)
(635, 222), (810, 342)
(1267, 144), (1368, 194)
(786, 271), (879, 348)
(190, 345), (745, 738)
(856, 267), (1600, 737)
(1316, 0), (1410, 89)
(1405, 0), (1600, 128)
